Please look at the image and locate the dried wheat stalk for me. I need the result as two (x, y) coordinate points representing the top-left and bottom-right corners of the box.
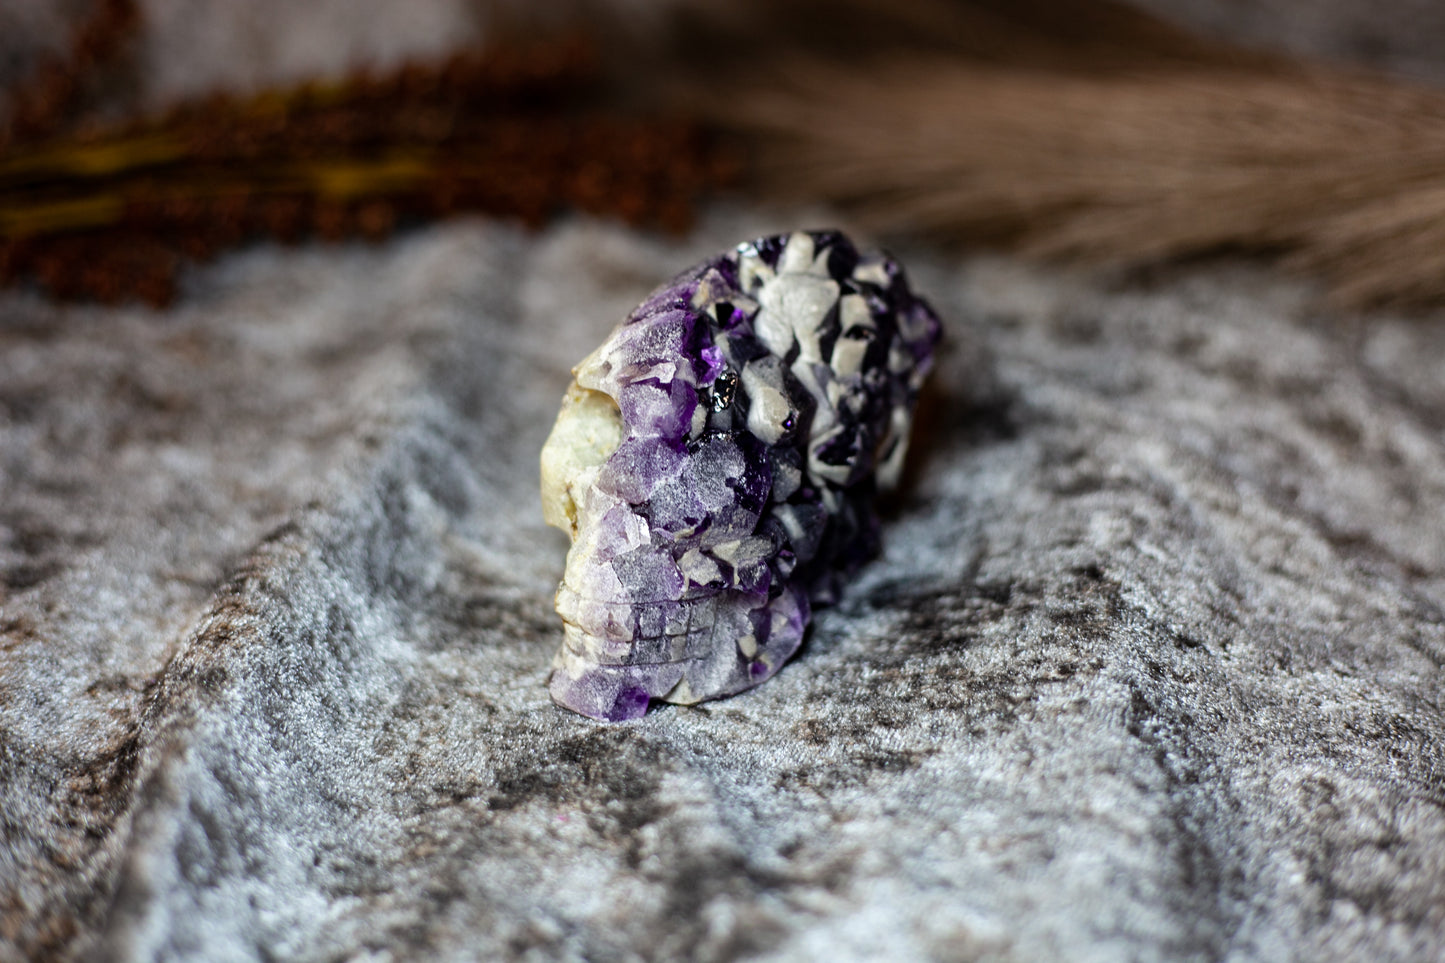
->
(715, 60), (1445, 306)
(629, 0), (1445, 307)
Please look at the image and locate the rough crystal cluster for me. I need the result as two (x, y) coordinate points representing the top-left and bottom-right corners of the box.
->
(540, 230), (941, 720)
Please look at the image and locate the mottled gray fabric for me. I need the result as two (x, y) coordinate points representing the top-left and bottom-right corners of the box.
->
(3, 210), (1444, 962)
(5, 0), (1445, 958)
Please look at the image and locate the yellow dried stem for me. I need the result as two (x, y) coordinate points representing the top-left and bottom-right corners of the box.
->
(716, 56), (1445, 306)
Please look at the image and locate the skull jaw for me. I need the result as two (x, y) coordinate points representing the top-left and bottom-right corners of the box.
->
(547, 587), (810, 721)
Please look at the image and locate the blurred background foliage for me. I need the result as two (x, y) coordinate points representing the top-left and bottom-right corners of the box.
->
(6, 0), (1445, 309)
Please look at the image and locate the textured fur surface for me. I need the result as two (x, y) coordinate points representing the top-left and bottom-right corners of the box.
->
(4, 1), (1445, 960)
(3, 213), (1444, 961)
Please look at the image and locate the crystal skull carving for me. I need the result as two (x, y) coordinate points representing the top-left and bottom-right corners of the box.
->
(540, 230), (941, 720)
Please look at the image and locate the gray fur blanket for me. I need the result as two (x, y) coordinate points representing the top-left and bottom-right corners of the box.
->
(4, 212), (1443, 961)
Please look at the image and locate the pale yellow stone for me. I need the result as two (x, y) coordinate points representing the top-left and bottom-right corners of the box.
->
(539, 383), (623, 536)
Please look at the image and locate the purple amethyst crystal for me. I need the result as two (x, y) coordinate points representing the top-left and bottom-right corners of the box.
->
(540, 230), (941, 721)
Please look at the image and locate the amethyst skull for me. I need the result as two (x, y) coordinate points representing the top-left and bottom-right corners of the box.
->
(540, 230), (941, 720)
